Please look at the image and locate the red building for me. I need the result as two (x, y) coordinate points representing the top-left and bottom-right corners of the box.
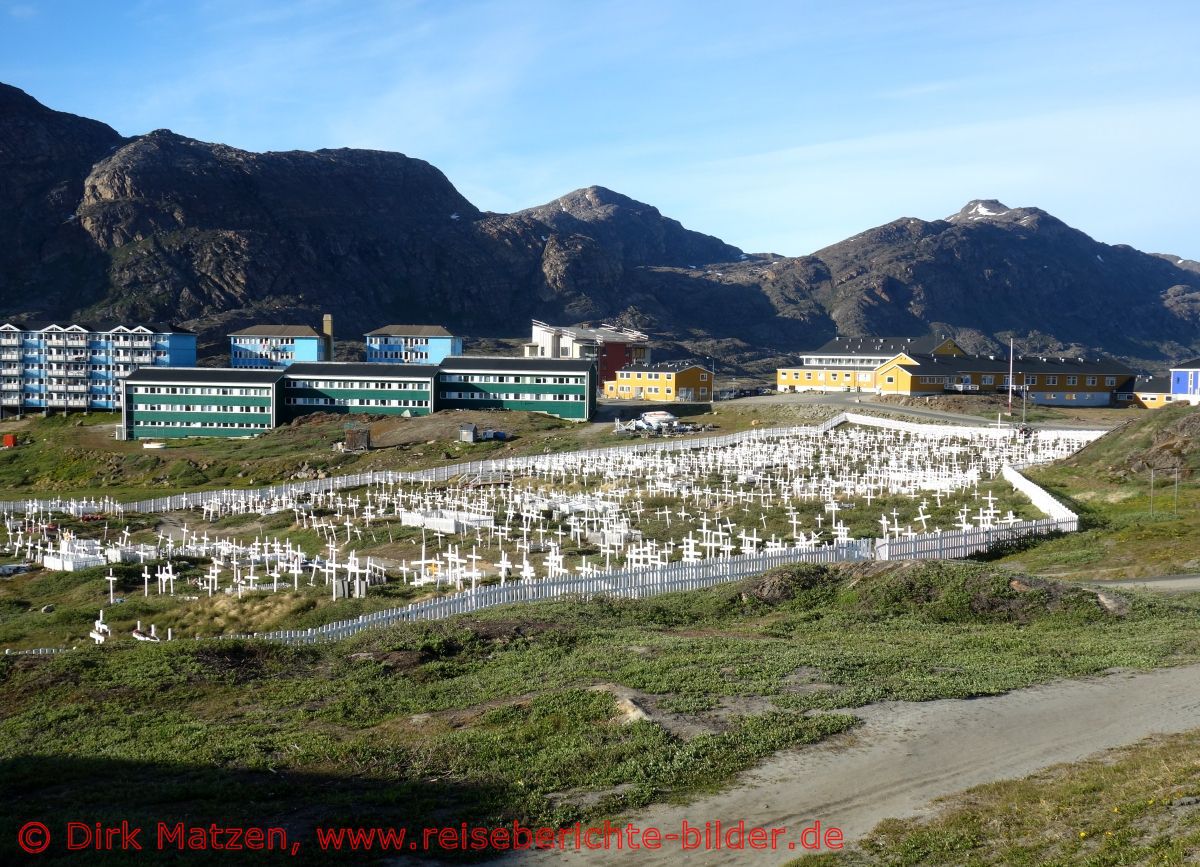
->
(523, 321), (650, 387)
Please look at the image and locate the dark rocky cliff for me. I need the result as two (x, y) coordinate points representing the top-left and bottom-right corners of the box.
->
(1, 84), (1197, 374)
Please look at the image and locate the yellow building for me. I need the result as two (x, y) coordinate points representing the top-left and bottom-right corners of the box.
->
(777, 336), (964, 393)
(605, 363), (712, 402)
(874, 353), (1136, 406)
(1120, 390), (1174, 409)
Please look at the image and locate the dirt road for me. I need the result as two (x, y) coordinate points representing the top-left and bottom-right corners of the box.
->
(505, 664), (1200, 865)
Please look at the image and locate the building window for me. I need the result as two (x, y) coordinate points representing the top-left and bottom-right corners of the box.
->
(1105, 376), (1116, 386)
(1086, 376), (1097, 386)
(1066, 376), (1078, 386)
(1046, 376), (1058, 385)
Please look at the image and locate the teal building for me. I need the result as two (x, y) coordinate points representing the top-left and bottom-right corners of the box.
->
(436, 356), (595, 421)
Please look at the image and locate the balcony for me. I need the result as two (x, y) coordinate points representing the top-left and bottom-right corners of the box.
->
(1, 366), (21, 376)
(132, 353), (154, 364)
(66, 384), (87, 393)
(0, 336), (18, 346)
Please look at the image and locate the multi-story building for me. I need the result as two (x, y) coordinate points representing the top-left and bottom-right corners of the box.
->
(776, 336), (964, 393)
(229, 315), (334, 369)
(281, 363), (435, 418)
(437, 356), (596, 421)
(364, 325), (462, 365)
(1169, 358), (1200, 405)
(0, 321), (196, 413)
(523, 320), (649, 386)
(873, 353), (1135, 406)
(121, 367), (283, 439)
(120, 356), (595, 439)
(604, 362), (713, 402)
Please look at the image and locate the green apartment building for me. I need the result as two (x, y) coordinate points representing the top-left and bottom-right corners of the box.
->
(120, 357), (595, 440)
(121, 367), (283, 439)
(436, 356), (595, 420)
(281, 362), (435, 419)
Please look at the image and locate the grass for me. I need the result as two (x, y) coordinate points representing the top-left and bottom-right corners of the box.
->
(791, 728), (1200, 866)
(3, 561), (1200, 862)
(990, 404), (1200, 579)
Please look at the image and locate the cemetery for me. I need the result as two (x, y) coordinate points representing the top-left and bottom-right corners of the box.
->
(0, 412), (1102, 651)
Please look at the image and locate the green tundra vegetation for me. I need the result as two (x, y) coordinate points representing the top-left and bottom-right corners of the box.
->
(3, 561), (1200, 863)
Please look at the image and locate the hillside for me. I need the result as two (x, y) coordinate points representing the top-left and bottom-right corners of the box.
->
(1, 84), (1198, 371)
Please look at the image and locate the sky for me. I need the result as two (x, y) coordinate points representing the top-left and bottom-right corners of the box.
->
(2, 0), (1198, 258)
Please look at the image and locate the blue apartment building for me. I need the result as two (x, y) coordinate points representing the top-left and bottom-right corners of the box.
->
(229, 323), (330, 369)
(364, 325), (462, 365)
(0, 321), (196, 413)
(1170, 358), (1200, 405)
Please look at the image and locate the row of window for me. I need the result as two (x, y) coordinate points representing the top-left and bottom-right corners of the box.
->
(799, 356), (888, 368)
(367, 338), (432, 346)
(285, 379), (430, 390)
(130, 386), (271, 396)
(231, 338), (305, 347)
(787, 369), (1121, 388)
(285, 398), (429, 407)
(135, 404), (269, 413)
(616, 371), (709, 381)
(613, 385), (711, 396)
(365, 351), (431, 360)
(784, 370), (874, 382)
(440, 391), (584, 402)
(134, 421), (271, 430)
(440, 374), (583, 385)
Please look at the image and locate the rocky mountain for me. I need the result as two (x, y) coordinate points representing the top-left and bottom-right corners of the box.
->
(1, 83), (1198, 374)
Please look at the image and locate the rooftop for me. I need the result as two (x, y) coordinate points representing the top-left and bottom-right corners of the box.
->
(531, 320), (649, 343)
(1171, 358), (1200, 371)
(621, 361), (711, 374)
(229, 325), (322, 338)
(285, 362), (437, 379)
(440, 355), (596, 373)
(365, 324), (454, 337)
(889, 354), (1135, 376)
(807, 335), (954, 356)
(0, 321), (194, 335)
(120, 367), (285, 385)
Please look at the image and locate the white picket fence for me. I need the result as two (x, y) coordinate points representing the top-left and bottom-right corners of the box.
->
(873, 516), (1076, 561)
(2, 490), (1079, 653)
(216, 540), (876, 645)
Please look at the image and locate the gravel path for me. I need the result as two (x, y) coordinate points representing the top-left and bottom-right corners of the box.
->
(503, 664), (1200, 865)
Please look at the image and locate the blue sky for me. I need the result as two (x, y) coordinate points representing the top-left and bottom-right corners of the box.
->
(3, 0), (1198, 258)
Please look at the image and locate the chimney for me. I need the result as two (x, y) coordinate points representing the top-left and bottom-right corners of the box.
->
(321, 313), (334, 361)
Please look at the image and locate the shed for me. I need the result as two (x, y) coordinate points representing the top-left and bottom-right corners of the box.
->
(458, 423), (478, 443)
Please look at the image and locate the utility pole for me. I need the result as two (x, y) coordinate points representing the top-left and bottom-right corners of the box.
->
(1150, 468), (1155, 517)
(1175, 468), (1180, 517)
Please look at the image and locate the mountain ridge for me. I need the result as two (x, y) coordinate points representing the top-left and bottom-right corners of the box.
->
(0, 83), (1197, 375)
